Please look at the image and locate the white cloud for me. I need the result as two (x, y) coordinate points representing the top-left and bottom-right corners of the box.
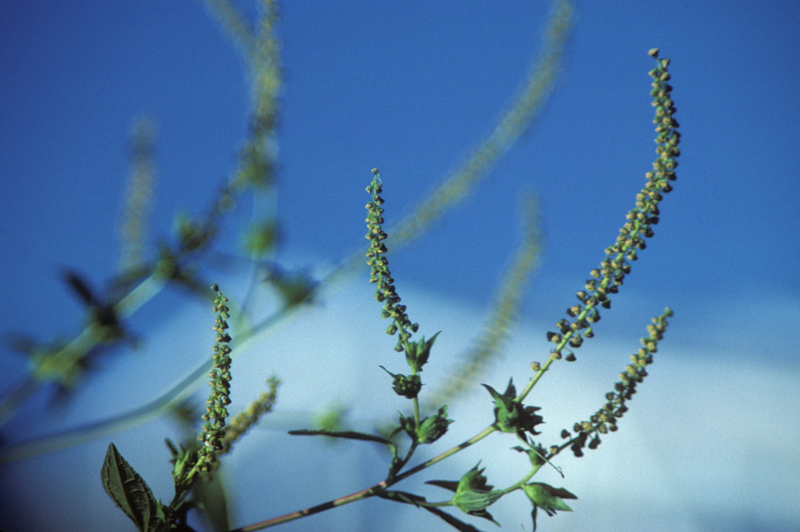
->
(3, 275), (798, 532)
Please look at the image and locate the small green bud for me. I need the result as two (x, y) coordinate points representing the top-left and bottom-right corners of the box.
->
(379, 366), (422, 399)
(546, 331), (563, 343)
(417, 406), (453, 444)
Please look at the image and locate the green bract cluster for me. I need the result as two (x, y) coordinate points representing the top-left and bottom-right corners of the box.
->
(380, 366), (422, 399)
(523, 482), (577, 531)
(402, 332), (440, 374)
(428, 462), (504, 525)
(399, 406), (454, 444)
(483, 379), (543, 439)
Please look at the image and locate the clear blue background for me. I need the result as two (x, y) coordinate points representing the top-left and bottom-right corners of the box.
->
(1, 1), (799, 531)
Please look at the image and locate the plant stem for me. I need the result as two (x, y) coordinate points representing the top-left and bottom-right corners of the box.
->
(230, 481), (391, 531)
(234, 424), (497, 530)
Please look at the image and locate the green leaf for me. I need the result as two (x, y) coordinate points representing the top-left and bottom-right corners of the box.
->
(264, 265), (317, 307)
(455, 462), (493, 494)
(101, 443), (162, 532)
(404, 331), (440, 372)
(242, 220), (278, 257)
(452, 489), (504, 516)
(312, 404), (349, 433)
(522, 482), (577, 515)
(425, 479), (461, 493)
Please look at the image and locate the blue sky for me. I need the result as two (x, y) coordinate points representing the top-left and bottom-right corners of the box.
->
(1, 1), (799, 531)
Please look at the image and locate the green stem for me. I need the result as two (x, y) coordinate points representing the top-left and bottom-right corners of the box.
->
(234, 424), (497, 530)
(517, 303), (594, 403)
(502, 462), (545, 495)
(230, 480), (391, 531)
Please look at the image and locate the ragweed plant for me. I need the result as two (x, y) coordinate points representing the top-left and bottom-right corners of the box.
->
(0, 0), (682, 530)
(250, 48), (678, 532)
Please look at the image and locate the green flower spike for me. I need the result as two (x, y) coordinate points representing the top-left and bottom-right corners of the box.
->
(365, 169), (419, 353)
(544, 49), (679, 363)
(559, 307), (672, 457)
(218, 376), (280, 455)
(196, 284), (234, 473)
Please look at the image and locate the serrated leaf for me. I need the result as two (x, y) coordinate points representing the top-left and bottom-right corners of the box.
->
(101, 443), (162, 532)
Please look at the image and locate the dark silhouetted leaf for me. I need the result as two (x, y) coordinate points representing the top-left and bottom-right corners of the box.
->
(101, 443), (162, 532)
(288, 429), (392, 446)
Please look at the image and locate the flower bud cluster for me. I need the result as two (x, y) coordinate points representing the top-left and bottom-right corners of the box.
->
(399, 406), (453, 444)
(197, 284), (233, 471)
(545, 49), (679, 361)
(365, 169), (419, 352)
(558, 308), (672, 457)
(380, 366), (422, 399)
